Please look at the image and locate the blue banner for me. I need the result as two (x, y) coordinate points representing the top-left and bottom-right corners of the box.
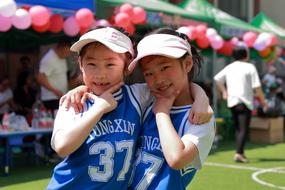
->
(15, 0), (95, 12)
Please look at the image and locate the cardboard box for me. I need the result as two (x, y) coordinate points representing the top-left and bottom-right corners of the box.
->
(250, 117), (284, 144)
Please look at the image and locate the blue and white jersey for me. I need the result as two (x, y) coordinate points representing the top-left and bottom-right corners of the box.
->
(129, 104), (215, 190)
(47, 84), (152, 190)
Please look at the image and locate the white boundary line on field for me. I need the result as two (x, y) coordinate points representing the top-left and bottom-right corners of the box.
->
(252, 167), (285, 190)
(205, 162), (285, 189)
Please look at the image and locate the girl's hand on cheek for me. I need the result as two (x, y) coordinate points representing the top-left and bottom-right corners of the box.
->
(89, 82), (123, 114)
(152, 86), (179, 114)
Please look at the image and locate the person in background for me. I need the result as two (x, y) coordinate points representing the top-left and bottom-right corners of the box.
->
(14, 71), (37, 120)
(0, 76), (13, 120)
(214, 43), (267, 163)
(37, 41), (71, 162)
(37, 41), (71, 114)
(18, 56), (33, 74)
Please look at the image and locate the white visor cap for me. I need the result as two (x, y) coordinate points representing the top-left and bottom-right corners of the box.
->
(128, 34), (192, 72)
(70, 27), (134, 57)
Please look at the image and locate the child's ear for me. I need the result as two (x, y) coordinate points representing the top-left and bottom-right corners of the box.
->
(184, 56), (193, 73)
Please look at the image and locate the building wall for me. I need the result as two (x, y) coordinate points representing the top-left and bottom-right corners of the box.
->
(259, 0), (285, 28)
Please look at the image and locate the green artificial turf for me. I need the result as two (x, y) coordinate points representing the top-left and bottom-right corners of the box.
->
(0, 141), (284, 190)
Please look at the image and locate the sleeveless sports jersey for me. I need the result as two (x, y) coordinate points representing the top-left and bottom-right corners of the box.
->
(129, 104), (215, 190)
(47, 84), (151, 190)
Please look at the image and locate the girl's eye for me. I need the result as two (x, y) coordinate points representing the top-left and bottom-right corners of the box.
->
(161, 66), (169, 71)
(87, 62), (96, 66)
(107, 63), (115, 67)
(144, 72), (152, 77)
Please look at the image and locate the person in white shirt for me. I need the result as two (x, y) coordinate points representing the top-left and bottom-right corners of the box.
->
(37, 41), (71, 114)
(214, 43), (267, 163)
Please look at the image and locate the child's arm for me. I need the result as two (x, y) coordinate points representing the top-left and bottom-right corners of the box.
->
(215, 80), (228, 100)
(156, 112), (198, 169)
(190, 83), (213, 124)
(52, 83), (121, 157)
(153, 91), (198, 170)
(255, 86), (268, 111)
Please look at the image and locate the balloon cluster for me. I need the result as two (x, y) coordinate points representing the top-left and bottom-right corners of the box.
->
(242, 31), (277, 58)
(113, 3), (147, 35)
(177, 25), (236, 56)
(0, 0), (100, 37)
(177, 24), (282, 58)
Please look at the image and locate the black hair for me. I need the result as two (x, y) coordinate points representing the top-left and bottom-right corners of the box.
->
(56, 40), (71, 48)
(233, 45), (248, 61)
(20, 56), (30, 63)
(147, 27), (202, 81)
(17, 71), (31, 88)
(0, 75), (9, 84)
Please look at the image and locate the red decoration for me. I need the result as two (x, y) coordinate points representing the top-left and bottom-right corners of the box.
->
(258, 47), (271, 57)
(195, 25), (207, 39)
(242, 32), (257, 48)
(32, 21), (50, 33)
(125, 23), (135, 35)
(29, 5), (50, 26)
(120, 3), (134, 18)
(115, 12), (130, 28)
(196, 36), (210, 49)
(217, 41), (234, 56)
(187, 26), (197, 40)
(48, 14), (64, 33)
(132, 7), (146, 24)
(75, 8), (94, 28)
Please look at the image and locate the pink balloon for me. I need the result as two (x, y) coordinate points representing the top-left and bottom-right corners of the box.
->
(253, 32), (271, 51)
(48, 14), (64, 33)
(188, 26), (197, 40)
(210, 35), (224, 50)
(230, 37), (239, 45)
(115, 12), (130, 28)
(195, 25), (207, 39)
(75, 8), (94, 28)
(0, 14), (12, 32)
(206, 28), (217, 41)
(11, 8), (31, 30)
(132, 7), (146, 24)
(63, 16), (80, 37)
(120, 3), (134, 18)
(269, 34), (277, 46)
(96, 19), (110, 27)
(29, 5), (50, 26)
(242, 32), (257, 48)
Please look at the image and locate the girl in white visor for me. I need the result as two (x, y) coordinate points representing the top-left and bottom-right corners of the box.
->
(48, 26), (212, 190)
(128, 28), (215, 190)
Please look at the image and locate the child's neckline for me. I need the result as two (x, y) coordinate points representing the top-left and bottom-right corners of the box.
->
(170, 104), (192, 113)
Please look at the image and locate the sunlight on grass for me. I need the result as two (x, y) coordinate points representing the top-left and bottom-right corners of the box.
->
(1, 141), (284, 190)
(1, 178), (50, 190)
